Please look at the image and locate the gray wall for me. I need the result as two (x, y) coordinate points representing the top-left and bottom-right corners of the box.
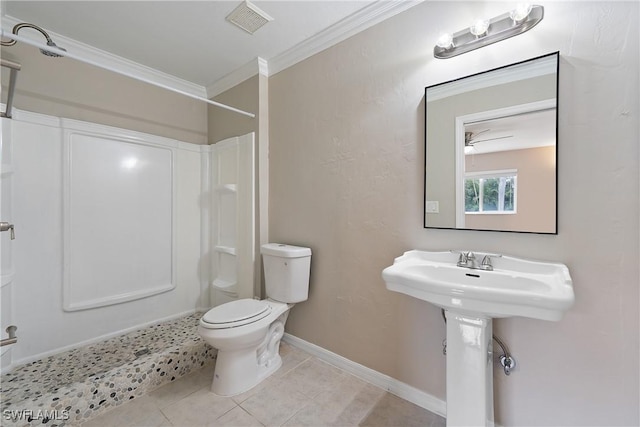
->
(1, 43), (207, 144)
(269, 1), (639, 425)
(208, 75), (259, 145)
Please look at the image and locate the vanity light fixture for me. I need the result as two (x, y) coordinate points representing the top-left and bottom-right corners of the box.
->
(434, 4), (543, 59)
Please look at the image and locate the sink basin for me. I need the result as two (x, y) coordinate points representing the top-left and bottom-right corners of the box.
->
(382, 250), (574, 321)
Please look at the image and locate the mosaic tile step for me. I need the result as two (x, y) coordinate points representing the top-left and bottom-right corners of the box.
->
(0, 313), (216, 427)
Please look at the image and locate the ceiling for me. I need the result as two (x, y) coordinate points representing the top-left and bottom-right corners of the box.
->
(1, 1), (420, 97)
(465, 109), (556, 155)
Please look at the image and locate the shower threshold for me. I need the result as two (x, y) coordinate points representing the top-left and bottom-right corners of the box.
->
(0, 313), (215, 426)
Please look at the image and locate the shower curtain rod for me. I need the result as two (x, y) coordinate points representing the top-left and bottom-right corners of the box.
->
(0, 29), (256, 119)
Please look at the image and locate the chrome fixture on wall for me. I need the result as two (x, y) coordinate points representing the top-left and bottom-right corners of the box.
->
(434, 4), (544, 59)
(0, 23), (64, 118)
(0, 221), (15, 239)
(1, 22), (67, 57)
(0, 325), (18, 347)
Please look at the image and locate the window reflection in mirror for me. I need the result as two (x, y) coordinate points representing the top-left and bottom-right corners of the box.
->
(424, 52), (559, 234)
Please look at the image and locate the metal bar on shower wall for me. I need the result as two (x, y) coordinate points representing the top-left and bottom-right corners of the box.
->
(0, 58), (21, 70)
(1, 58), (21, 119)
(0, 30), (256, 119)
(0, 325), (18, 347)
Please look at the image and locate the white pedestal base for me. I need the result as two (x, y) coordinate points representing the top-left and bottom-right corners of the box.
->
(445, 311), (494, 427)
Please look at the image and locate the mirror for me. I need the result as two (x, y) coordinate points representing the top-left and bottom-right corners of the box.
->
(424, 52), (559, 234)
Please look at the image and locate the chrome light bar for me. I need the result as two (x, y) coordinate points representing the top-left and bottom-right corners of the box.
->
(434, 4), (544, 59)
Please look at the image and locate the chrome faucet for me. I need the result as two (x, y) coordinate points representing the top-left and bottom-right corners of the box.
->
(452, 251), (502, 271)
(466, 252), (479, 269)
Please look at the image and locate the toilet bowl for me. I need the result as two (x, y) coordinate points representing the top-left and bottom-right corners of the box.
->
(198, 243), (311, 396)
(198, 298), (290, 396)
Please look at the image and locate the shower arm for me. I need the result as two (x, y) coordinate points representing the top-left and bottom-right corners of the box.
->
(1, 22), (54, 46)
(0, 29), (256, 119)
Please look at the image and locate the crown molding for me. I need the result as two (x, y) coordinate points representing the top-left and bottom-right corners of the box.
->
(206, 0), (423, 97)
(257, 57), (269, 77)
(206, 57), (268, 98)
(3, 1), (423, 100)
(268, 0), (424, 76)
(1, 15), (208, 99)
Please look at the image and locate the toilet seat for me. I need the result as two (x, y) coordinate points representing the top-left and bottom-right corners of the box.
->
(200, 299), (272, 329)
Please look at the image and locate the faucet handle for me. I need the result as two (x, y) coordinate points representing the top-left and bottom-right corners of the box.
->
(480, 253), (502, 270)
(450, 250), (469, 267)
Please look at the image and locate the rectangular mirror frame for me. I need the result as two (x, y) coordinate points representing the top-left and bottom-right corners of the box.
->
(424, 52), (559, 234)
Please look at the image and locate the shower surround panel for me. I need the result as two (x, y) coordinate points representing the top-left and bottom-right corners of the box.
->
(7, 111), (204, 366)
(63, 129), (175, 311)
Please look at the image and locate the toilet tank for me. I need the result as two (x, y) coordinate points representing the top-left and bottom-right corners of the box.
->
(261, 243), (311, 303)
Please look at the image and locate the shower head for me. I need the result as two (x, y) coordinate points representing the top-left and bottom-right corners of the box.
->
(1, 22), (66, 58)
(40, 40), (66, 57)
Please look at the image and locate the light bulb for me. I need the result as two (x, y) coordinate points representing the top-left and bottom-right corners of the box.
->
(469, 19), (490, 37)
(509, 3), (532, 23)
(436, 33), (454, 49)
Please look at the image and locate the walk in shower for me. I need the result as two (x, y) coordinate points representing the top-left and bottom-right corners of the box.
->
(0, 23), (257, 425)
(0, 110), (256, 424)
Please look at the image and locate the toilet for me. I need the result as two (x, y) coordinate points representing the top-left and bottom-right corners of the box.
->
(198, 243), (311, 396)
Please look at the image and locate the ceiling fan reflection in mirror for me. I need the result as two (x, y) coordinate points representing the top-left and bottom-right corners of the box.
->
(465, 129), (513, 146)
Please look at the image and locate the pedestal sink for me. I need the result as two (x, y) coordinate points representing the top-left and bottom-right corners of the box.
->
(382, 250), (574, 427)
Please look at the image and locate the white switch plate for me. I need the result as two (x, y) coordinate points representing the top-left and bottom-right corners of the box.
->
(426, 201), (439, 213)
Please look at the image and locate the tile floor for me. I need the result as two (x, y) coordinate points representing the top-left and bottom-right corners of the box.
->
(79, 341), (445, 427)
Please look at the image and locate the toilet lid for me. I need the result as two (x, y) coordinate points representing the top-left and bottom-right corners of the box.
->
(201, 299), (271, 329)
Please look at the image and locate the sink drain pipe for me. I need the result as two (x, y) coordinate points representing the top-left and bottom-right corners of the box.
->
(441, 309), (516, 375)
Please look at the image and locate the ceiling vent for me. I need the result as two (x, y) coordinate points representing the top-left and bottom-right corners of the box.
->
(226, 1), (273, 35)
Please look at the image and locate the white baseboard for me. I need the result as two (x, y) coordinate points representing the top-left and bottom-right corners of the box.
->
(282, 332), (446, 418)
